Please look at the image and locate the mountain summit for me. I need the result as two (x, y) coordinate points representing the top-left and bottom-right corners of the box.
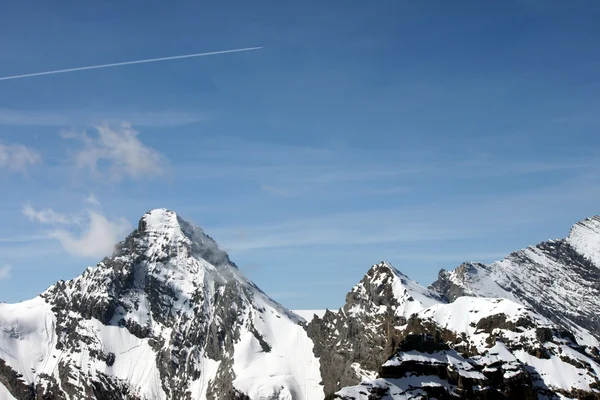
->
(0, 209), (323, 400)
(431, 215), (600, 349)
(1, 210), (600, 399)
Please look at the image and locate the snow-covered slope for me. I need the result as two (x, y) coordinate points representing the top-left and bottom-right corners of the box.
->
(3, 211), (600, 400)
(306, 262), (444, 396)
(292, 310), (328, 322)
(0, 209), (323, 400)
(335, 297), (600, 399)
(431, 216), (600, 350)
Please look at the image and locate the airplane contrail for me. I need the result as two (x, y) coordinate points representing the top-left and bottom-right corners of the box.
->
(0, 46), (263, 81)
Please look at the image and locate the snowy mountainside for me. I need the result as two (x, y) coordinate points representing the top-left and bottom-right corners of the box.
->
(2, 210), (600, 399)
(431, 216), (600, 349)
(292, 310), (328, 322)
(306, 262), (444, 397)
(334, 297), (600, 399)
(0, 209), (323, 400)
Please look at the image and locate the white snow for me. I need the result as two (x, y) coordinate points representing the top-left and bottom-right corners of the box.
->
(188, 357), (221, 399)
(292, 310), (327, 321)
(233, 293), (324, 400)
(441, 217), (600, 350)
(0, 295), (167, 400)
(447, 263), (518, 301)
(0, 297), (58, 383)
(514, 349), (597, 392)
(567, 216), (600, 268)
(349, 262), (443, 320)
(351, 362), (378, 381)
(3, 209), (600, 400)
(420, 296), (549, 345)
(386, 265), (442, 319)
(0, 208), (327, 400)
(84, 319), (166, 400)
(384, 350), (486, 380)
(336, 375), (457, 400)
(0, 382), (16, 400)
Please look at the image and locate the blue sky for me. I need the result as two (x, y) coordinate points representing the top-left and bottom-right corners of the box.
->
(1, 1), (599, 309)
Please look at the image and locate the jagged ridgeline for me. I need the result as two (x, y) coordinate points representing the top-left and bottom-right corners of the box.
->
(1, 209), (599, 400)
(0, 209), (322, 400)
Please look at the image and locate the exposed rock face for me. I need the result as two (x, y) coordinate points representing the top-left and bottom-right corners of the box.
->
(334, 297), (600, 400)
(2, 211), (600, 400)
(431, 216), (600, 350)
(0, 209), (323, 400)
(307, 262), (444, 397)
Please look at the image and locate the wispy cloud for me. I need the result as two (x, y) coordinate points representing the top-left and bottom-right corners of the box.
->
(0, 265), (11, 280)
(22, 204), (78, 225)
(50, 212), (131, 258)
(389, 251), (511, 263)
(85, 193), (100, 206)
(0, 108), (207, 128)
(22, 201), (131, 258)
(172, 136), (596, 202)
(62, 122), (166, 181)
(211, 175), (600, 254)
(0, 142), (41, 173)
(211, 210), (479, 252)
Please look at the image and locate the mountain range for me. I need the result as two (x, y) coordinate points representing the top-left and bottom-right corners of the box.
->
(1, 208), (599, 399)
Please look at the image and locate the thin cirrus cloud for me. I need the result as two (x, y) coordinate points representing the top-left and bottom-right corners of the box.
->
(0, 142), (41, 173)
(0, 108), (206, 128)
(171, 135), (594, 201)
(211, 177), (600, 254)
(22, 204), (79, 225)
(61, 122), (167, 181)
(22, 202), (131, 258)
(85, 193), (101, 206)
(0, 265), (11, 280)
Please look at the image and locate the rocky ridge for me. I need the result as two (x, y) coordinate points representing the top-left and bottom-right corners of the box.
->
(1, 211), (600, 399)
(431, 216), (600, 349)
(306, 262), (443, 396)
(334, 296), (600, 399)
(0, 209), (322, 400)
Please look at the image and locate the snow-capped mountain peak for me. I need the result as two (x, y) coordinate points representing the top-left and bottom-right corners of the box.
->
(431, 215), (600, 350)
(566, 215), (600, 268)
(138, 208), (234, 271)
(345, 261), (443, 320)
(2, 211), (600, 399)
(306, 261), (445, 395)
(0, 209), (323, 400)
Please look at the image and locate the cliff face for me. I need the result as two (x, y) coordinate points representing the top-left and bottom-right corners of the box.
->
(307, 262), (443, 396)
(334, 297), (600, 400)
(431, 216), (600, 349)
(2, 211), (600, 400)
(0, 209), (323, 400)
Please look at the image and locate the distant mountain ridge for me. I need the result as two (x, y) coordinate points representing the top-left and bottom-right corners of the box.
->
(431, 215), (600, 348)
(1, 209), (599, 399)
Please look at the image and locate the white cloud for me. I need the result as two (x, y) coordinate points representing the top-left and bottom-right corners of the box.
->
(22, 204), (75, 225)
(85, 193), (100, 206)
(0, 265), (11, 280)
(0, 143), (41, 173)
(22, 203), (131, 258)
(62, 122), (166, 180)
(50, 211), (131, 258)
